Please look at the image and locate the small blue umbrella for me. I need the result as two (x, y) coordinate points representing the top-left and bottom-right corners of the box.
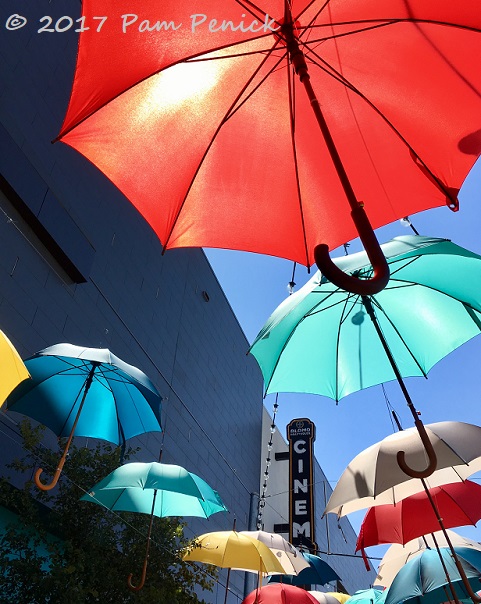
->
(269, 552), (340, 586)
(384, 547), (481, 604)
(346, 589), (386, 604)
(6, 343), (162, 490)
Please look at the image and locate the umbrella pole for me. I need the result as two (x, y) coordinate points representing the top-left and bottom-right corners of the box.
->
(361, 297), (437, 478)
(223, 568), (231, 604)
(421, 480), (481, 604)
(127, 488), (158, 592)
(281, 10), (389, 295)
(35, 361), (99, 491)
(428, 531), (462, 604)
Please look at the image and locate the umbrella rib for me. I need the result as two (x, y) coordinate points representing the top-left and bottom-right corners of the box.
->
(300, 41), (459, 206)
(162, 39), (289, 253)
(57, 31), (275, 140)
(335, 293), (360, 402)
(288, 42), (311, 267)
(367, 295), (429, 379)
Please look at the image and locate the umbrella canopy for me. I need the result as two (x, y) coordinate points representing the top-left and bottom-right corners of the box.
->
(250, 236), (481, 400)
(240, 530), (309, 575)
(269, 552), (341, 586)
(0, 329), (29, 406)
(183, 531), (285, 575)
(5, 343), (162, 442)
(57, 2), (481, 288)
(309, 592), (349, 604)
(5, 343), (162, 490)
(81, 461), (227, 519)
(324, 421), (481, 517)
(357, 481), (481, 551)
(376, 531), (481, 588)
(345, 589), (386, 604)
(384, 547), (481, 604)
(243, 584), (319, 604)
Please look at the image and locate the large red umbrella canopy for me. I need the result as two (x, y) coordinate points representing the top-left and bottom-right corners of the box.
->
(356, 480), (481, 551)
(242, 583), (319, 604)
(58, 2), (481, 267)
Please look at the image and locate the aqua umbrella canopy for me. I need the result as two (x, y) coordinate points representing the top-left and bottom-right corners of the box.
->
(81, 461), (227, 519)
(384, 547), (481, 604)
(250, 235), (481, 479)
(346, 589), (386, 604)
(5, 343), (162, 490)
(83, 461), (227, 592)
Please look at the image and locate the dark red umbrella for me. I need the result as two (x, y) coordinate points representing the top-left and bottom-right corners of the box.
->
(356, 480), (481, 552)
(242, 583), (319, 604)
(57, 1), (481, 295)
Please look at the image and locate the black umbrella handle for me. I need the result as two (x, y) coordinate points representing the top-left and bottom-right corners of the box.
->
(314, 205), (390, 295)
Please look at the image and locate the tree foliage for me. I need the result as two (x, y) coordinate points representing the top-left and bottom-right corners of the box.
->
(0, 420), (216, 603)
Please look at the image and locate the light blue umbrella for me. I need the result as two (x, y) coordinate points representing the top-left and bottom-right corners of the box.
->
(5, 343), (162, 490)
(384, 547), (481, 604)
(346, 589), (386, 604)
(268, 552), (340, 586)
(250, 235), (481, 479)
(82, 460), (228, 591)
(81, 461), (227, 519)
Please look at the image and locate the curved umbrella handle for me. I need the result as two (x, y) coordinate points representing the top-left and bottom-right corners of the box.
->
(396, 418), (437, 478)
(35, 465), (64, 491)
(127, 559), (148, 592)
(314, 205), (390, 295)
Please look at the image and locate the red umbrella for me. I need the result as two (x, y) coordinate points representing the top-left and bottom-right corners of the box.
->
(356, 480), (481, 552)
(242, 583), (319, 604)
(57, 1), (481, 295)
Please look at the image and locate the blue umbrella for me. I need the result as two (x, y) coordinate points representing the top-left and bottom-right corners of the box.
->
(6, 343), (162, 490)
(268, 552), (340, 587)
(384, 547), (481, 604)
(346, 589), (386, 604)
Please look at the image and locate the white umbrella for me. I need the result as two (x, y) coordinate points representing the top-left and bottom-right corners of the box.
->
(240, 530), (309, 575)
(375, 530), (481, 588)
(324, 422), (481, 517)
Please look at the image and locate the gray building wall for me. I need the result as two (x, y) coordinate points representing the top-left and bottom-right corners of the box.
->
(0, 1), (262, 601)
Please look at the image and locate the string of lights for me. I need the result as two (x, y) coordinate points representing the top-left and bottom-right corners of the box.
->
(256, 394), (279, 529)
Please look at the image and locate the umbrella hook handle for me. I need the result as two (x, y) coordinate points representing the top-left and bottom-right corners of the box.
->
(314, 205), (390, 295)
(34, 362), (98, 491)
(127, 559), (148, 592)
(396, 418), (437, 479)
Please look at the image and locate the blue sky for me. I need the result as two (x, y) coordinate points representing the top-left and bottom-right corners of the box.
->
(205, 158), (481, 565)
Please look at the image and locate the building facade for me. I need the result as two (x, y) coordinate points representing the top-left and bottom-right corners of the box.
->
(1, 1), (375, 601)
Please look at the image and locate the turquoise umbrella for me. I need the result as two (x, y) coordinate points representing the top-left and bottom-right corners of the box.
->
(5, 343), (162, 490)
(82, 461), (227, 592)
(346, 589), (386, 604)
(250, 235), (481, 478)
(81, 461), (227, 519)
(384, 547), (481, 604)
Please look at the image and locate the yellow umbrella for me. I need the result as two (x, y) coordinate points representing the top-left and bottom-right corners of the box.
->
(0, 330), (29, 406)
(183, 530), (285, 574)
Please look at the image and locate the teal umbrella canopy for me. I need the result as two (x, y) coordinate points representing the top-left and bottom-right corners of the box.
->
(6, 343), (162, 443)
(384, 547), (481, 604)
(81, 461), (227, 518)
(346, 589), (387, 604)
(249, 236), (481, 400)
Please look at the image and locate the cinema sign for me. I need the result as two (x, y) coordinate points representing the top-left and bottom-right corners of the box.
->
(287, 418), (317, 552)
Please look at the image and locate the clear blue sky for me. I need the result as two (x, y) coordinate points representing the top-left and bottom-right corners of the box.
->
(205, 158), (481, 566)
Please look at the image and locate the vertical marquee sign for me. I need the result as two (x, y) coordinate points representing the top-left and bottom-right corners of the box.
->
(287, 418), (317, 552)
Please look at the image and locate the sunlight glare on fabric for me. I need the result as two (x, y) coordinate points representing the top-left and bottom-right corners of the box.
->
(134, 60), (221, 121)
